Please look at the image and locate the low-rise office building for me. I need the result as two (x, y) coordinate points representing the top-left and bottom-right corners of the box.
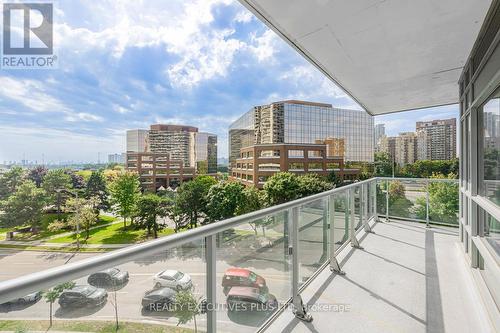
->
(229, 143), (359, 188)
(126, 124), (217, 190)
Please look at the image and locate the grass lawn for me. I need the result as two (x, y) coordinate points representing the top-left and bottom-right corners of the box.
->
(11, 214), (117, 241)
(0, 227), (9, 241)
(0, 320), (194, 333)
(48, 222), (175, 245)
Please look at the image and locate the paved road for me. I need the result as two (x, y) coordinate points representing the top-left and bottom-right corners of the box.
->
(0, 209), (336, 333)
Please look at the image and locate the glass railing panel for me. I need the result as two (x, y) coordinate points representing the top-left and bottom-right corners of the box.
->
(298, 198), (329, 285)
(353, 186), (362, 230)
(332, 191), (349, 252)
(215, 211), (290, 332)
(0, 240), (207, 332)
(428, 179), (459, 226)
(387, 179), (427, 221)
(376, 179), (388, 216)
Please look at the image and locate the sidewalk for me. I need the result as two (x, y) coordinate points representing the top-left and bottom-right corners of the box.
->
(0, 239), (128, 249)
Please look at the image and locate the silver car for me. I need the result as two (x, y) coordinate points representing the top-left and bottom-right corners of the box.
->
(153, 270), (192, 290)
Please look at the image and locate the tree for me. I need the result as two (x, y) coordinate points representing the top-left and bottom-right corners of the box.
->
(0, 166), (26, 200)
(85, 171), (110, 211)
(0, 181), (46, 229)
(326, 170), (343, 188)
(263, 172), (301, 205)
(387, 181), (413, 218)
(297, 174), (333, 197)
(173, 289), (204, 333)
(44, 282), (75, 327)
(172, 176), (217, 230)
(108, 172), (141, 229)
(43, 169), (72, 213)
(206, 181), (245, 222)
(27, 166), (48, 187)
(66, 197), (100, 239)
(64, 169), (85, 189)
(134, 193), (169, 238)
(374, 152), (392, 177)
(414, 173), (459, 224)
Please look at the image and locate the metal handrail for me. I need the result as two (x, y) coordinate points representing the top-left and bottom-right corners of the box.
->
(0, 175), (460, 329)
(0, 177), (373, 304)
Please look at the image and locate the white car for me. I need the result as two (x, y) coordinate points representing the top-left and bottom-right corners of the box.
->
(153, 270), (192, 290)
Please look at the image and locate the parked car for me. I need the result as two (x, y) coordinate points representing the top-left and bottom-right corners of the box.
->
(222, 268), (267, 294)
(153, 270), (192, 290)
(1, 291), (41, 306)
(141, 287), (176, 311)
(87, 268), (129, 288)
(58, 285), (107, 308)
(226, 286), (277, 312)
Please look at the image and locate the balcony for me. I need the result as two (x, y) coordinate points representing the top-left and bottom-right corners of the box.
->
(0, 177), (494, 333)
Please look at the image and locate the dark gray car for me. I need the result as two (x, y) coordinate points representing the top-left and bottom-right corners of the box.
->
(58, 285), (107, 308)
(87, 268), (129, 288)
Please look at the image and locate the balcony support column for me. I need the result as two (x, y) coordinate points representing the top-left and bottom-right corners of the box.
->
(329, 194), (345, 275)
(290, 206), (313, 322)
(350, 187), (362, 249)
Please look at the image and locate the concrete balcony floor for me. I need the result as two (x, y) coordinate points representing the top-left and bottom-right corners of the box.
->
(265, 220), (493, 333)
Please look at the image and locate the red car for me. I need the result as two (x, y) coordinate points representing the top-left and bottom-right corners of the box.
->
(222, 268), (267, 294)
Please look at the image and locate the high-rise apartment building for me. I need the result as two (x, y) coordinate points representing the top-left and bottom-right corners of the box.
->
(395, 132), (418, 166)
(374, 123), (385, 151)
(416, 118), (457, 160)
(379, 136), (397, 162)
(108, 153), (126, 164)
(126, 124), (217, 190)
(229, 100), (374, 168)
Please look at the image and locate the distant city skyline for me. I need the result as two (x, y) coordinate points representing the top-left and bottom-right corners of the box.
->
(0, 0), (459, 163)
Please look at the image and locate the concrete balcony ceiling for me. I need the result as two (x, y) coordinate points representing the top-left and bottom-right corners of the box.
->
(239, 0), (492, 115)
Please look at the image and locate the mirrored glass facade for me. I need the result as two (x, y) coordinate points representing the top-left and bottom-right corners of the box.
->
(228, 100), (374, 167)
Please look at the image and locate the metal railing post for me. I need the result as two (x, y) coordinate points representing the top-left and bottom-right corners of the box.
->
(426, 179), (430, 228)
(205, 235), (216, 333)
(290, 206), (312, 322)
(329, 194), (345, 275)
(350, 187), (362, 248)
(385, 179), (390, 222)
(373, 180), (378, 222)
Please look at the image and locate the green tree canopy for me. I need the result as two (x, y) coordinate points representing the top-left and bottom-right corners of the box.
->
(0, 181), (46, 229)
(172, 176), (217, 230)
(28, 166), (48, 187)
(108, 171), (141, 228)
(134, 193), (169, 238)
(206, 181), (245, 222)
(374, 152), (393, 177)
(65, 197), (100, 239)
(297, 174), (333, 197)
(263, 172), (301, 205)
(85, 170), (110, 211)
(0, 166), (26, 200)
(42, 169), (72, 213)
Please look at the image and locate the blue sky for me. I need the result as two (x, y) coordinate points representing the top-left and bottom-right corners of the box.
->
(0, 0), (458, 163)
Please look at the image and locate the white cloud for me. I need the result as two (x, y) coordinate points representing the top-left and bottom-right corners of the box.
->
(249, 30), (278, 62)
(234, 10), (253, 23)
(0, 76), (70, 113)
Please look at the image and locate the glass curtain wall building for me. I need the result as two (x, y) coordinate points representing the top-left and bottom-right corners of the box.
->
(458, 1), (500, 315)
(229, 100), (374, 168)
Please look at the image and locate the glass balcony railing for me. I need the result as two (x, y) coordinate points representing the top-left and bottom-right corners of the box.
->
(0, 177), (457, 332)
(376, 177), (459, 227)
